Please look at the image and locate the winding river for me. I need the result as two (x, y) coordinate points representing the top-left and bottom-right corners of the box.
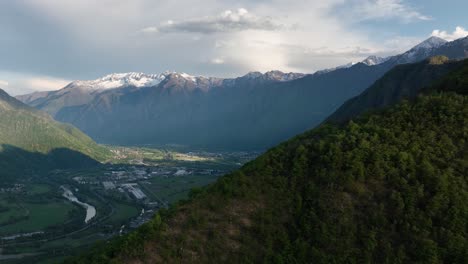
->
(61, 187), (96, 223)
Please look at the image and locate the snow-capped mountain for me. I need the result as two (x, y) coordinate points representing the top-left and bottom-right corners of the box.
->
(362, 56), (390, 66)
(64, 70), (305, 92)
(67, 72), (202, 90)
(314, 62), (356, 75)
(240, 71), (305, 82)
(412, 36), (447, 50)
(390, 36), (448, 64)
(16, 70), (304, 116)
(318, 37), (447, 73)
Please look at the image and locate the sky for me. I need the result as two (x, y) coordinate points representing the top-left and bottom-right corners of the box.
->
(0, 0), (467, 95)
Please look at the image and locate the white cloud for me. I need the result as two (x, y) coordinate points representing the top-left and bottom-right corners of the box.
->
(26, 77), (70, 91)
(431, 26), (468, 41)
(140, 27), (158, 33)
(141, 8), (283, 34)
(338, 0), (431, 23)
(211, 58), (225, 64)
(0, 71), (71, 95)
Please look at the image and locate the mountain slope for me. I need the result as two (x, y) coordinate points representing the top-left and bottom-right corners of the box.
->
(327, 56), (467, 123)
(68, 59), (468, 263)
(0, 88), (110, 176)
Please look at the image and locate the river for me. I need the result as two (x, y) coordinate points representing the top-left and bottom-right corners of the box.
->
(61, 187), (96, 223)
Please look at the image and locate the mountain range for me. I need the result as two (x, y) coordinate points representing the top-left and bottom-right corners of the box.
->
(68, 57), (468, 264)
(17, 36), (468, 150)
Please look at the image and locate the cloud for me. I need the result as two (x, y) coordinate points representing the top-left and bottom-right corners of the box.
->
(210, 58), (225, 64)
(431, 26), (468, 41)
(0, 71), (71, 95)
(141, 8), (283, 34)
(334, 0), (431, 23)
(26, 77), (70, 91)
(0, 1), (440, 81)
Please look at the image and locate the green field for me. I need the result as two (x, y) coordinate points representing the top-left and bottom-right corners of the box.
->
(106, 202), (140, 225)
(0, 203), (26, 224)
(27, 184), (52, 195)
(0, 201), (76, 235)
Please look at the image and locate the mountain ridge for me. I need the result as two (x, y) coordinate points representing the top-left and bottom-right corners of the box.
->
(327, 56), (467, 123)
(0, 87), (110, 176)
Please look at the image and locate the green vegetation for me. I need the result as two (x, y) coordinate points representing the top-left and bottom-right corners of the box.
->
(68, 61), (468, 263)
(0, 182), (82, 237)
(0, 88), (110, 178)
(0, 203), (25, 225)
(327, 57), (466, 123)
(0, 202), (75, 235)
(106, 202), (140, 226)
(28, 184), (52, 195)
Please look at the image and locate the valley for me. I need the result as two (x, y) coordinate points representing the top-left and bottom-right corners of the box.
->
(0, 146), (257, 263)
(0, 3), (467, 262)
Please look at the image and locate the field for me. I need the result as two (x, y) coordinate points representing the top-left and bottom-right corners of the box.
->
(105, 202), (140, 225)
(0, 202), (75, 235)
(0, 183), (78, 236)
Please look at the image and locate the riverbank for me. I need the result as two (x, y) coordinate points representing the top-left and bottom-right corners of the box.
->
(61, 187), (96, 223)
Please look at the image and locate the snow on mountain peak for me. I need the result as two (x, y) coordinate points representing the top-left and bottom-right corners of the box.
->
(242, 71), (304, 81)
(394, 36), (449, 64)
(412, 36), (447, 50)
(362, 56), (390, 66)
(314, 62), (356, 75)
(69, 72), (167, 90)
(68, 72), (210, 90)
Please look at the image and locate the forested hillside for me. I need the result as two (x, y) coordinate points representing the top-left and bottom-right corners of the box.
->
(0, 88), (110, 177)
(68, 61), (468, 263)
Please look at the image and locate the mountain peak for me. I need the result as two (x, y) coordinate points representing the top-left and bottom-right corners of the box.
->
(69, 72), (167, 90)
(392, 36), (449, 64)
(412, 36), (447, 50)
(362, 56), (389, 66)
(242, 71), (305, 81)
(164, 72), (203, 82)
(67, 71), (213, 91)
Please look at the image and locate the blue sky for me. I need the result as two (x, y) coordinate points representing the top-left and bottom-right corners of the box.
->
(0, 0), (466, 95)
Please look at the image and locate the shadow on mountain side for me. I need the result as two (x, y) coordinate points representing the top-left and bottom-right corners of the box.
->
(0, 144), (101, 178)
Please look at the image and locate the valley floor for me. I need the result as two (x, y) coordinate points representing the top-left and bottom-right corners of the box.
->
(0, 146), (258, 263)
